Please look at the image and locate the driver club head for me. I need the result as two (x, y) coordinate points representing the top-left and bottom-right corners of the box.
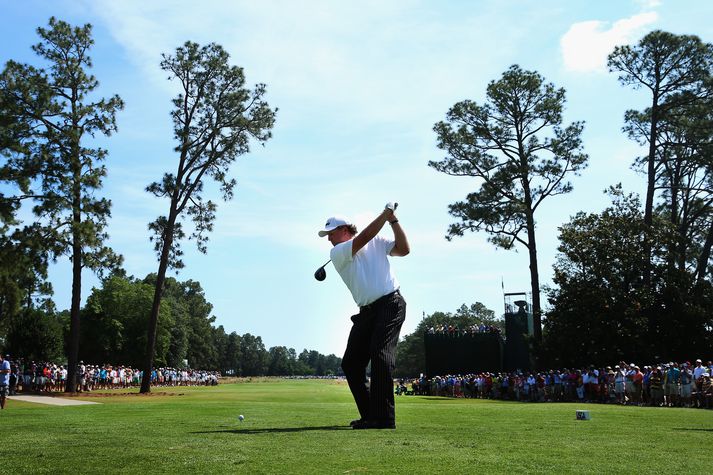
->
(314, 259), (331, 282)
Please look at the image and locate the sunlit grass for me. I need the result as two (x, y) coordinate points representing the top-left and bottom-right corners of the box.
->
(1, 379), (712, 474)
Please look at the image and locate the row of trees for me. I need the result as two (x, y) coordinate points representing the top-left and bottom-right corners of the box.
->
(544, 32), (713, 366)
(1, 271), (342, 377)
(431, 30), (713, 366)
(0, 18), (276, 391)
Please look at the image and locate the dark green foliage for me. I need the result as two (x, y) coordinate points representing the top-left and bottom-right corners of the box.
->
(268, 346), (294, 376)
(543, 188), (713, 366)
(238, 333), (269, 376)
(18, 272), (336, 376)
(80, 275), (172, 368)
(0, 17), (123, 390)
(431, 65), (588, 342)
(221, 331), (242, 374)
(296, 349), (341, 377)
(0, 225), (53, 327)
(0, 17), (123, 269)
(159, 276), (218, 369)
(607, 30), (713, 284)
(652, 93), (713, 283)
(4, 307), (64, 361)
(541, 29), (713, 367)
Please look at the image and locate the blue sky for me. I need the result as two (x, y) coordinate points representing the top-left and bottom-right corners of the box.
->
(2, 0), (712, 356)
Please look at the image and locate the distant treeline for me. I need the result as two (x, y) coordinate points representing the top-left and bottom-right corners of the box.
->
(0, 272), (341, 377)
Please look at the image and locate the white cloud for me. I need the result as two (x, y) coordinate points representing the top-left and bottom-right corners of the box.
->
(560, 12), (658, 73)
(85, 0), (521, 125)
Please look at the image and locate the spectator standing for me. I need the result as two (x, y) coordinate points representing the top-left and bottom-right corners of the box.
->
(649, 367), (664, 406)
(680, 363), (693, 407)
(614, 365), (626, 404)
(0, 355), (10, 409)
(77, 361), (86, 392)
(34, 362), (45, 392)
(575, 370), (585, 401)
(552, 370), (563, 401)
(625, 363), (636, 404)
(632, 366), (643, 405)
(642, 366), (651, 405)
(699, 374), (712, 409)
(693, 359), (707, 398)
(23, 363), (33, 392)
(9, 359), (18, 396)
(525, 373), (535, 401)
(664, 363), (680, 407)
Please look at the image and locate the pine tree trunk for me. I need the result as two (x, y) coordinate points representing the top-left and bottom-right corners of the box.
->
(65, 241), (82, 393)
(65, 167), (83, 393)
(521, 168), (542, 345)
(696, 218), (713, 284)
(526, 216), (542, 344)
(642, 97), (659, 289)
(140, 221), (175, 393)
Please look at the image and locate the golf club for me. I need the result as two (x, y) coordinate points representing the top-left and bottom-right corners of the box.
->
(314, 259), (331, 281)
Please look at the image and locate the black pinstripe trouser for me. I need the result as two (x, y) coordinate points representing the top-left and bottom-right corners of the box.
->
(342, 290), (406, 423)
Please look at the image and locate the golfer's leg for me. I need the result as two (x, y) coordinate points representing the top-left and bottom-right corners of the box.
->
(369, 294), (406, 423)
(342, 314), (372, 420)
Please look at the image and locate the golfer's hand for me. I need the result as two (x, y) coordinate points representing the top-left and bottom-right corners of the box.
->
(384, 202), (398, 221)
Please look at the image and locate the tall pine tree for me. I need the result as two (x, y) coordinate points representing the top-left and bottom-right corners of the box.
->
(0, 17), (123, 391)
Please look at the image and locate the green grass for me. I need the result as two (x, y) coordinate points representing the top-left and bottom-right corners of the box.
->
(1, 379), (712, 474)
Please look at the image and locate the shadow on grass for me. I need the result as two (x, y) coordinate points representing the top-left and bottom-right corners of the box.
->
(672, 427), (713, 432)
(193, 425), (352, 434)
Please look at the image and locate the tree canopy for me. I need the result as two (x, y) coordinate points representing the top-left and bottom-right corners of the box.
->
(141, 41), (277, 392)
(431, 65), (588, 343)
(608, 30), (713, 286)
(543, 187), (713, 366)
(0, 17), (123, 391)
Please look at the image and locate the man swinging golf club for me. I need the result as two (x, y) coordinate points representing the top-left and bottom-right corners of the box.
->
(317, 202), (410, 429)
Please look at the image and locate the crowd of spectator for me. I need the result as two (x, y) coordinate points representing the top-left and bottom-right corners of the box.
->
(3, 355), (220, 395)
(401, 358), (713, 409)
(426, 324), (502, 336)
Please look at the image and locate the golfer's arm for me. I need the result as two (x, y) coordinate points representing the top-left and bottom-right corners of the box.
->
(390, 221), (410, 256)
(351, 211), (390, 256)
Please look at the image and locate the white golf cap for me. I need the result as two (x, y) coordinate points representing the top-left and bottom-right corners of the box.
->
(318, 216), (352, 237)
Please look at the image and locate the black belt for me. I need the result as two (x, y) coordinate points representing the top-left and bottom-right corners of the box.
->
(360, 289), (400, 311)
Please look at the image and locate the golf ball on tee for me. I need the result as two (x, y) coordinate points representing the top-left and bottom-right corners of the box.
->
(238, 415), (244, 421)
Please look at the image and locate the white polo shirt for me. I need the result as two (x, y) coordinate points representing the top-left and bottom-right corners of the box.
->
(694, 365), (707, 380)
(331, 235), (398, 306)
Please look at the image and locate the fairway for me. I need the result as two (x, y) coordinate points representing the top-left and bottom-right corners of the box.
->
(1, 379), (712, 474)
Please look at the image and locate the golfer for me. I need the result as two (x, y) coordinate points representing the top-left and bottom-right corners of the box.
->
(318, 203), (410, 429)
